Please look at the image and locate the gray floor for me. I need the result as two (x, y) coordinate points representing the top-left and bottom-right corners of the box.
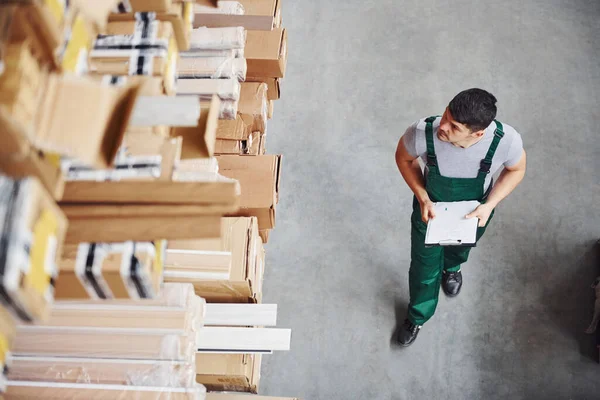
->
(260, 1), (600, 399)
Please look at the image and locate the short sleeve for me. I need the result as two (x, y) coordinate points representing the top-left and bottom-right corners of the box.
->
(401, 121), (420, 158)
(504, 132), (524, 167)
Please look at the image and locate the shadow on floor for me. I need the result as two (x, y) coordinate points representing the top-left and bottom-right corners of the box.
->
(390, 298), (409, 348)
(540, 240), (600, 362)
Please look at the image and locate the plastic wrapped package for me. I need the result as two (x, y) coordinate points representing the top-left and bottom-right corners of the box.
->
(13, 326), (196, 362)
(181, 48), (244, 59)
(5, 381), (207, 400)
(178, 57), (247, 81)
(177, 78), (241, 101)
(239, 82), (268, 133)
(61, 155), (163, 182)
(219, 99), (239, 120)
(189, 27), (246, 51)
(7, 356), (196, 388)
(195, 1), (244, 15)
(43, 302), (201, 332)
(52, 283), (198, 310)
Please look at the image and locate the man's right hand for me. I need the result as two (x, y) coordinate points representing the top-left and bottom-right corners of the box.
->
(420, 199), (436, 223)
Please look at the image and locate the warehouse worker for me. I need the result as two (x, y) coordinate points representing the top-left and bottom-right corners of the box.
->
(395, 88), (526, 346)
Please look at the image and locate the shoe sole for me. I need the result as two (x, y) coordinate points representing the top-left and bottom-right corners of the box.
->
(443, 288), (461, 297)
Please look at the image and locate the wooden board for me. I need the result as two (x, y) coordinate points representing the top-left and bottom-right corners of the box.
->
(61, 181), (239, 204)
(65, 215), (222, 243)
(196, 327), (291, 352)
(204, 304), (277, 327)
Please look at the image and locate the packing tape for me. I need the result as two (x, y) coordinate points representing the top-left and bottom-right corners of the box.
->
(92, 12), (169, 77)
(114, 0), (133, 13)
(75, 243), (114, 300)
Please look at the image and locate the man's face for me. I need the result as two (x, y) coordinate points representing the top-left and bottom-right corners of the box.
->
(438, 108), (477, 143)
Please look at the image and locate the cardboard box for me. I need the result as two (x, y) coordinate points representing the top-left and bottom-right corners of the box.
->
(167, 217), (263, 302)
(268, 99), (274, 119)
(216, 116), (246, 140)
(195, 353), (261, 393)
(171, 95), (220, 159)
(110, 1), (193, 51)
(245, 28), (287, 78)
(31, 74), (141, 168)
(55, 241), (165, 300)
(259, 229), (270, 244)
(0, 3), (62, 69)
(0, 175), (67, 323)
(239, 82), (268, 133)
(0, 40), (44, 133)
(194, 0), (281, 31)
(90, 19), (179, 93)
(217, 155), (281, 230)
(247, 76), (280, 100)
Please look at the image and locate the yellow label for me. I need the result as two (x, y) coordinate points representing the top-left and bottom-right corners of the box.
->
(0, 333), (9, 366)
(45, 152), (62, 169)
(183, 1), (194, 26)
(61, 15), (93, 74)
(152, 240), (166, 293)
(165, 36), (178, 79)
(25, 210), (58, 296)
(44, 0), (66, 27)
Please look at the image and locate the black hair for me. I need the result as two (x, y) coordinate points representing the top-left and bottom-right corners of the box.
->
(448, 88), (497, 132)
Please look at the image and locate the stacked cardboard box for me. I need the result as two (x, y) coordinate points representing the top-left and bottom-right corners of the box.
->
(0, 0), (298, 398)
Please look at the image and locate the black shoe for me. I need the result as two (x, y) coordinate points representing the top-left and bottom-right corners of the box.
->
(442, 270), (462, 297)
(396, 319), (421, 347)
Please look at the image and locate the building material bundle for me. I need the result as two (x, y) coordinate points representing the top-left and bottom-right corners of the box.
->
(165, 217), (264, 302)
(216, 155), (281, 239)
(6, 283), (209, 398)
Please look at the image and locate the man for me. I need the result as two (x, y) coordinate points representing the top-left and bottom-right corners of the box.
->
(395, 88), (526, 346)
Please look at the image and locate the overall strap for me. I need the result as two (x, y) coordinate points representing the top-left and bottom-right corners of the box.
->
(424, 116), (439, 170)
(478, 120), (505, 175)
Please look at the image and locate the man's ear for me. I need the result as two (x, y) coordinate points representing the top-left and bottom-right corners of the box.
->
(471, 129), (485, 138)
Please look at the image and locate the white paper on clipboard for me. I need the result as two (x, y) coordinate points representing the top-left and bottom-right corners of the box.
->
(425, 201), (480, 246)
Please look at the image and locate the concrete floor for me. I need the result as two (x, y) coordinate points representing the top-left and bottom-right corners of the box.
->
(260, 1), (600, 399)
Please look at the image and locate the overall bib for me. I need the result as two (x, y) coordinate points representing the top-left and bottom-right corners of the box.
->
(407, 116), (505, 326)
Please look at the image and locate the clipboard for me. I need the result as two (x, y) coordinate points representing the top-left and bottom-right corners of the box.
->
(424, 201), (480, 247)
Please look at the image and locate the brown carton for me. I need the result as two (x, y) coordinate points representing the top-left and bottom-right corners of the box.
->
(216, 116), (246, 140)
(217, 155), (281, 230)
(90, 20), (179, 93)
(245, 28), (287, 78)
(32, 74), (141, 168)
(194, 0), (280, 31)
(171, 95), (220, 159)
(110, 1), (193, 51)
(195, 353), (261, 393)
(0, 3), (62, 69)
(239, 82), (268, 133)
(0, 175), (67, 322)
(247, 76), (280, 100)
(168, 217), (263, 302)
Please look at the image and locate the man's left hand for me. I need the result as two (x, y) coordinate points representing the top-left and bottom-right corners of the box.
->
(465, 203), (494, 227)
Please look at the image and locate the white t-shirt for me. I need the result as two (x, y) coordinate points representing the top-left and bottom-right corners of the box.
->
(402, 117), (524, 191)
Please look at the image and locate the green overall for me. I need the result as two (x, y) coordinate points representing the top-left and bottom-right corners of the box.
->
(407, 116), (505, 326)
